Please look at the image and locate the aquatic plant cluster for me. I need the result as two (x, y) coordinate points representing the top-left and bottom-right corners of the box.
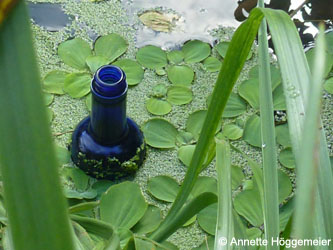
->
(0, 1), (332, 250)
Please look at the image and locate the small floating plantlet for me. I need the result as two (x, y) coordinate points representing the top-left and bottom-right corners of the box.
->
(71, 65), (146, 180)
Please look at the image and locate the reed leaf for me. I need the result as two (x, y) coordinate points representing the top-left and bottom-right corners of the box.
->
(150, 8), (263, 242)
(258, 1), (279, 248)
(214, 138), (233, 250)
(293, 27), (328, 243)
(0, 1), (75, 249)
(261, 8), (333, 241)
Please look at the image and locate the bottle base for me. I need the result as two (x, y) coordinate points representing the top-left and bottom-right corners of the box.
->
(70, 116), (146, 180)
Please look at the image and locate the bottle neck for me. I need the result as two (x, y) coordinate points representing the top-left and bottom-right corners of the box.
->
(89, 66), (128, 144)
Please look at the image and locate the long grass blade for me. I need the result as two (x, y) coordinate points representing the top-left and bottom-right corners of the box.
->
(0, 2), (75, 249)
(214, 138), (233, 250)
(257, 1), (279, 248)
(293, 27), (327, 243)
(150, 9), (263, 242)
(260, 8), (333, 240)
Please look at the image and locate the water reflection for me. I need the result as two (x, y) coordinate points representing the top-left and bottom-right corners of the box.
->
(28, 2), (72, 32)
(121, 0), (240, 49)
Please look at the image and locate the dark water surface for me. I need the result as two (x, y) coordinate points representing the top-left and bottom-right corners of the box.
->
(28, 2), (72, 31)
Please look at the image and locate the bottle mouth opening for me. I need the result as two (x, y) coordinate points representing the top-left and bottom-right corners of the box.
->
(96, 65), (124, 86)
(92, 65), (127, 98)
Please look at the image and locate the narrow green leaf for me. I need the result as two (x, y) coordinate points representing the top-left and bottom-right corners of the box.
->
(0, 2), (75, 249)
(293, 27), (330, 242)
(69, 201), (100, 214)
(214, 138), (233, 249)
(258, 3), (280, 248)
(261, 8), (333, 240)
(150, 8), (262, 242)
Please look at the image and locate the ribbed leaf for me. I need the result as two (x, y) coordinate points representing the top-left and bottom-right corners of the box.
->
(0, 2), (74, 250)
(214, 138), (233, 250)
(258, 1), (279, 248)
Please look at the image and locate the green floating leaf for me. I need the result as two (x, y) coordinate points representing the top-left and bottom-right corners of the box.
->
(46, 108), (54, 123)
(279, 148), (296, 169)
(234, 169), (292, 227)
(62, 167), (90, 191)
(324, 77), (333, 94)
(190, 176), (217, 198)
(215, 41), (229, 58)
(178, 145), (196, 167)
(167, 85), (193, 105)
(239, 66), (284, 110)
(182, 40), (211, 63)
(243, 114), (262, 148)
(306, 47), (333, 78)
(64, 188), (97, 200)
(64, 73), (91, 98)
(86, 55), (109, 73)
(94, 34), (128, 63)
(221, 123), (243, 140)
(131, 205), (162, 234)
(55, 145), (71, 166)
(216, 41), (252, 60)
(44, 93), (54, 106)
(249, 64), (281, 89)
(177, 144), (215, 168)
(279, 198), (294, 231)
(197, 203), (217, 235)
(100, 181), (147, 229)
(58, 38), (92, 70)
(113, 59), (144, 86)
(142, 118), (178, 148)
(155, 68), (166, 76)
(186, 110), (221, 140)
(246, 227), (262, 239)
(146, 98), (172, 116)
(85, 94), (91, 112)
(193, 236), (214, 250)
(206, 92), (247, 118)
(147, 176), (179, 202)
(325, 31), (333, 54)
(43, 70), (67, 95)
(202, 57), (221, 72)
(167, 50), (184, 64)
(92, 180), (113, 199)
(167, 65), (194, 85)
(176, 131), (194, 145)
(152, 84), (168, 98)
(276, 123), (292, 148)
(231, 165), (245, 189)
(272, 83), (287, 110)
(136, 45), (167, 69)
(238, 78), (260, 109)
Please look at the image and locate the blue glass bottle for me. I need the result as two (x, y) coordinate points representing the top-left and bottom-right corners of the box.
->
(71, 65), (146, 180)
